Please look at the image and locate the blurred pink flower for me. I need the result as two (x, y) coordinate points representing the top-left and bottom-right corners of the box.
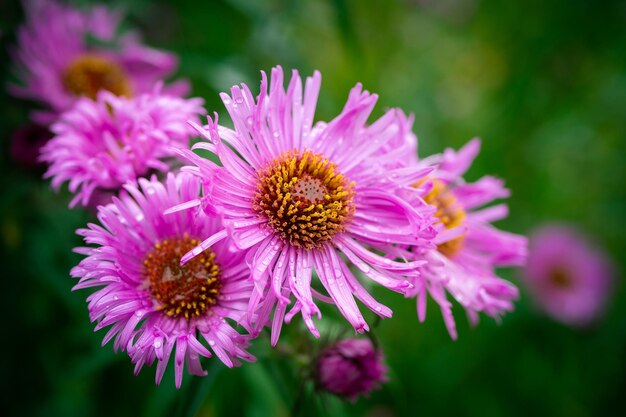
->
(9, 0), (188, 124)
(40, 86), (204, 207)
(315, 338), (388, 401)
(71, 173), (256, 388)
(524, 225), (614, 326)
(176, 66), (437, 344)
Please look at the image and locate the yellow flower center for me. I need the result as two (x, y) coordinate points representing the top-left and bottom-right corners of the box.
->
(144, 237), (221, 319)
(423, 179), (466, 257)
(63, 54), (132, 99)
(253, 150), (355, 250)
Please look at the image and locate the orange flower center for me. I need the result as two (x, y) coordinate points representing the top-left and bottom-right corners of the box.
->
(423, 179), (466, 257)
(63, 54), (132, 99)
(144, 237), (221, 319)
(253, 150), (355, 249)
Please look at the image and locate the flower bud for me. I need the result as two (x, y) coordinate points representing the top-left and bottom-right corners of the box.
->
(315, 338), (388, 401)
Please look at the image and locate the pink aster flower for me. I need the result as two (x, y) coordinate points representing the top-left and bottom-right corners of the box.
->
(71, 173), (256, 388)
(40, 86), (204, 207)
(9, 0), (188, 124)
(176, 66), (436, 344)
(523, 224), (614, 327)
(396, 139), (527, 339)
(315, 338), (388, 401)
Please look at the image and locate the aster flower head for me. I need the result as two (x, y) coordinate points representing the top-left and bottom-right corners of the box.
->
(71, 173), (256, 388)
(401, 139), (527, 339)
(177, 66), (437, 344)
(315, 338), (388, 401)
(40, 86), (205, 207)
(523, 224), (614, 327)
(10, 0), (188, 123)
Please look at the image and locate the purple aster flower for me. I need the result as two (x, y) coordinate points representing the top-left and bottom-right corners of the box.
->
(523, 224), (614, 327)
(396, 139), (527, 339)
(175, 66), (436, 344)
(71, 173), (256, 388)
(315, 338), (388, 401)
(40, 86), (204, 208)
(9, 0), (188, 124)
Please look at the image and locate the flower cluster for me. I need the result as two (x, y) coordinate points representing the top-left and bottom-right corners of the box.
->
(172, 68), (527, 347)
(8, 0), (537, 396)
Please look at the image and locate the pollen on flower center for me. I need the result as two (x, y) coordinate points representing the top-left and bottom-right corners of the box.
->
(144, 236), (221, 319)
(423, 179), (466, 257)
(253, 150), (356, 250)
(63, 54), (131, 99)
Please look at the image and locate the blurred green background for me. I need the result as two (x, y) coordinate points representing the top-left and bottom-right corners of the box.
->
(1, 0), (625, 416)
